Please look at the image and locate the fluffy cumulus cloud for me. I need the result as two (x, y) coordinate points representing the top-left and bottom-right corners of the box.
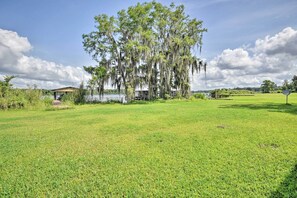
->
(0, 29), (89, 89)
(193, 27), (297, 90)
(254, 27), (297, 56)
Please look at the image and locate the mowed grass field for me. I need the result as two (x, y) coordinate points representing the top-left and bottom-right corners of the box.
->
(0, 94), (297, 197)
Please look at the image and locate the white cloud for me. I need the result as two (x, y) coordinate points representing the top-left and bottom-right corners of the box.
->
(0, 29), (89, 89)
(255, 27), (297, 56)
(0, 29), (32, 53)
(1, 28), (296, 91)
(193, 27), (297, 90)
(214, 48), (261, 69)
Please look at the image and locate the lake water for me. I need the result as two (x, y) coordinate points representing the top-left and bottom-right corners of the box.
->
(85, 94), (125, 102)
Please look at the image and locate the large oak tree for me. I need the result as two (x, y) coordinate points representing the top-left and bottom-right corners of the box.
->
(83, 1), (207, 101)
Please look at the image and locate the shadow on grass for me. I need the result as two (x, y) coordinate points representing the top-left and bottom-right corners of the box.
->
(270, 164), (297, 197)
(220, 103), (297, 116)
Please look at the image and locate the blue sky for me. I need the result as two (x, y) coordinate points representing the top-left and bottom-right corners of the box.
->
(0, 0), (297, 89)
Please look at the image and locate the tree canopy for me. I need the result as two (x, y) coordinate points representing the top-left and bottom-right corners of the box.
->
(0, 75), (15, 98)
(292, 75), (297, 92)
(83, 1), (207, 101)
(261, 80), (277, 93)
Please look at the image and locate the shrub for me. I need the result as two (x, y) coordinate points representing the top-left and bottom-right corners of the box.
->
(61, 93), (75, 103)
(193, 93), (206, 99)
(174, 91), (182, 99)
(59, 83), (87, 105)
(0, 90), (26, 110)
(164, 94), (171, 100)
(0, 76), (56, 110)
(42, 96), (54, 107)
(210, 89), (254, 99)
(25, 85), (42, 106)
(74, 82), (87, 104)
(188, 96), (196, 101)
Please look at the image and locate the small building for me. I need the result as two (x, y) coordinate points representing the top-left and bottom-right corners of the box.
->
(51, 86), (78, 100)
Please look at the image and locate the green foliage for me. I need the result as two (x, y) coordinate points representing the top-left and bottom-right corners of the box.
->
(0, 96), (24, 110)
(61, 93), (75, 103)
(60, 83), (87, 105)
(25, 85), (42, 106)
(0, 75), (15, 97)
(0, 94), (297, 196)
(0, 88), (51, 110)
(126, 85), (134, 103)
(292, 75), (297, 92)
(83, 1), (207, 100)
(164, 94), (171, 100)
(188, 95), (196, 101)
(211, 90), (222, 99)
(193, 93), (206, 99)
(74, 82), (87, 104)
(210, 89), (254, 98)
(0, 76), (55, 110)
(174, 91), (182, 99)
(261, 80), (277, 93)
(282, 79), (291, 91)
(0, 77), (39, 109)
(280, 75), (297, 93)
(42, 96), (54, 107)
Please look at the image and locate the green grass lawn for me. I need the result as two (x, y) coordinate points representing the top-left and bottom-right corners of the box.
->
(0, 94), (297, 197)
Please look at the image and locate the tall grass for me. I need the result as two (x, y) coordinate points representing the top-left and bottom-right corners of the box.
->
(0, 87), (54, 110)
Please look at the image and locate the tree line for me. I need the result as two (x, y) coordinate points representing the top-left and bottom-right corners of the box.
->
(208, 75), (297, 99)
(82, 1), (207, 102)
(260, 75), (297, 93)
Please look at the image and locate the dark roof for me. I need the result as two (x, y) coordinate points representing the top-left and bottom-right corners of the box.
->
(51, 86), (79, 92)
